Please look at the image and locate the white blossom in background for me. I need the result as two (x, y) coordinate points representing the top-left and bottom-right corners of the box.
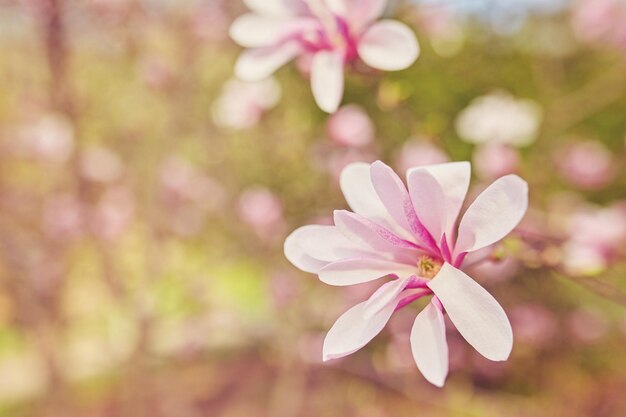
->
(455, 91), (542, 147)
(212, 77), (282, 130)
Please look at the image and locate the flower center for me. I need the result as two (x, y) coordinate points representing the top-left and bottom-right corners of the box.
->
(417, 256), (442, 279)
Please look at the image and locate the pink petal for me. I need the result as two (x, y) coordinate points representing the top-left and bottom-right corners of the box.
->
(370, 161), (435, 251)
(323, 287), (400, 361)
(363, 276), (410, 318)
(411, 301), (449, 387)
(297, 225), (374, 261)
(428, 263), (513, 361)
(284, 226), (330, 273)
(319, 258), (416, 286)
(407, 162), (470, 242)
(454, 175), (528, 255)
(326, 0), (387, 28)
(235, 42), (301, 81)
(311, 50), (345, 113)
(334, 210), (419, 261)
(358, 20), (420, 71)
(230, 14), (318, 48)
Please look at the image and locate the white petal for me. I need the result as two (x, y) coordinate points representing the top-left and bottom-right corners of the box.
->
(358, 20), (419, 71)
(323, 290), (400, 361)
(411, 301), (449, 387)
(230, 14), (317, 48)
(311, 51), (345, 113)
(340, 162), (388, 220)
(407, 162), (470, 242)
(235, 43), (301, 81)
(297, 225), (373, 261)
(428, 264), (513, 361)
(325, 0), (386, 25)
(284, 226), (329, 273)
(454, 175), (528, 255)
(243, 0), (300, 16)
(319, 258), (416, 286)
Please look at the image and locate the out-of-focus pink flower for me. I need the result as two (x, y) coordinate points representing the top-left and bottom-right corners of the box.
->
(326, 105), (374, 147)
(393, 140), (449, 174)
(472, 144), (520, 180)
(561, 202), (626, 276)
(510, 304), (558, 349)
(41, 194), (84, 241)
(137, 56), (174, 90)
(571, 0), (626, 50)
(413, 3), (464, 57)
(16, 115), (74, 163)
(556, 140), (616, 189)
(238, 186), (286, 241)
(79, 146), (124, 184)
(285, 161), (528, 386)
(212, 77), (281, 130)
(230, 0), (420, 113)
(158, 157), (226, 236)
(192, 0), (229, 42)
(568, 308), (609, 344)
(467, 254), (520, 285)
(89, 185), (135, 241)
(455, 91), (542, 147)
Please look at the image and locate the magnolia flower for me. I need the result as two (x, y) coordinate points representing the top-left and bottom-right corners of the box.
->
(455, 91), (542, 147)
(230, 0), (420, 113)
(285, 161), (528, 386)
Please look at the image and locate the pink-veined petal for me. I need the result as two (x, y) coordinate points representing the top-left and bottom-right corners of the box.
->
(358, 20), (419, 71)
(428, 263), (513, 361)
(363, 276), (410, 318)
(408, 162), (470, 242)
(334, 210), (419, 261)
(284, 226), (329, 273)
(230, 14), (318, 48)
(235, 42), (301, 81)
(411, 301), (449, 387)
(297, 225), (374, 261)
(454, 175), (528, 256)
(370, 161), (435, 251)
(319, 258), (416, 286)
(311, 50), (345, 113)
(323, 289), (400, 361)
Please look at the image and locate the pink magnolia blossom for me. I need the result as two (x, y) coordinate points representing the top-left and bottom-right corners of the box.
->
(555, 140), (616, 190)
(472, 143), (520, 180)
(326, 105), (375, 147)
(571, 0), (626, 50)
(285, 161), (528, 386)
(212, 77), (281, 130)
(561, 202), (626, 275)
(393, 140), (449, 174)
(230, 0), (420, 113)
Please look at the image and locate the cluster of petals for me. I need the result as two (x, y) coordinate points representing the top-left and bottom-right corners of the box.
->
(285, 161), (528, 386)
(229, 0), (419, 113)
